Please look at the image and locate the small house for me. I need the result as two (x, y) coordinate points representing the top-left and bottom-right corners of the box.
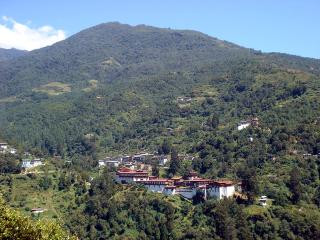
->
(237, 121), (250, 131)
(0, 142), (8, 150)
(31, 208), (46, 214)
(22, 159), (43, 169)
(98, 160), (106, 168)
(158, 155), (168, 166)
(105, 160), (120, 168)
(258, 196), (269, 207)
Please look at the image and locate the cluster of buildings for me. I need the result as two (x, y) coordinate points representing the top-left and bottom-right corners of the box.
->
(98, 152), (169, 169)
(237, 117), (259, 131)
(0, 142), (17, 155)
(22, 158), (44, 169)
(115, 168), (237, 200)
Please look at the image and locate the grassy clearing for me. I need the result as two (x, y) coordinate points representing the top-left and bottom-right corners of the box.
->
(0, 96), (19, 104)
(101, 57), (121, 68)
(254, 71), (313, 89)
(0, 167), (76, 224)
(33, 82), (71, 96)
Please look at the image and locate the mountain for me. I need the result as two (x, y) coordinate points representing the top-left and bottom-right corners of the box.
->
(0, 22), (319, 157)
(1, 22), (320, 98)
(0, 48), (27, 62)
(0, 22), (320, 240)
(0, 23), (320, 154)
(0, 22), (256, 98)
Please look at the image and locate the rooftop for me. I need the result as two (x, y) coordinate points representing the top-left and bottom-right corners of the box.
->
(116, 167), (149, 175)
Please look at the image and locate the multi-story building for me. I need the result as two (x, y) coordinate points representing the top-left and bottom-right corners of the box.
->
(115, 167), (237, 200)
(115, 168), (149, 183)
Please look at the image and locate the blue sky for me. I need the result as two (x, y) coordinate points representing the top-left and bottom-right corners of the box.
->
(1, 0), (319, 58)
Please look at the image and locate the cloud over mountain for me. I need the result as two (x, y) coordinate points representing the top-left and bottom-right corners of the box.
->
(0, 16), (66, 51)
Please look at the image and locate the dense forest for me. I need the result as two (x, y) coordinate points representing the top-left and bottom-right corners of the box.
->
(0, 48), (27, 62)
(0, 23), (320, 239)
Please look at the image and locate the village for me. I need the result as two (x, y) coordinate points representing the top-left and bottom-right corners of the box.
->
(97, 150), (240, 200)
(1, 117), (280, 207)
(0, 141), (45, 171)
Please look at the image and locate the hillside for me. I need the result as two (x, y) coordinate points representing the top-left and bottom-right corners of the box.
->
(0, 197), (75, 240)
(0, 22), (320, 239)
(0, 48), (27, 62)
(0, 22), (253, 98)
(0, 23), (319, 157)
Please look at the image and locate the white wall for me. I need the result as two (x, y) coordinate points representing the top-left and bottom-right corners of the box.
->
(237, 123), (250, 131)
(175, 188), (196, 199)
(144, 184), (167, 193)
(208, 185), (235, 199)
(163, 188), (176, 196)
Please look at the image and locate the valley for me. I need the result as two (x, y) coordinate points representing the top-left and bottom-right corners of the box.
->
(0, 22), (320, 240)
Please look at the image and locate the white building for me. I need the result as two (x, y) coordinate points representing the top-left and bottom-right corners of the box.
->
(158, 155), (168, 166)
(22, 159), (44, 169)
(258, 196), (269, 207)
(175, 178), (236, 200)
(31, 208), (47, 214)
(133, 153), (154, 163)
(163, 186), (176, 195)
(98, 160), (106, 168)
(115, 168), (149, 184)
(0, 142), (8, 150)
(99, 159), (120, 168)
(237, 117), (260, 131)
(9, 148), (17, 154)
(237, 122), (250, 131)
(114, 168), (237, 200)
(121, 155), (132, 163)
(105, 160), (120, 168)
(207, 180), (236, 199)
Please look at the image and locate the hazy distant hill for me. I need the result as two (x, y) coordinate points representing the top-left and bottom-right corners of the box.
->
(0, 48), (27, 62)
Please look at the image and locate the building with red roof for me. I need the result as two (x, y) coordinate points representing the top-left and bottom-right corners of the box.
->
(115, 167), (149, 183)
(115, 168), (236, 199)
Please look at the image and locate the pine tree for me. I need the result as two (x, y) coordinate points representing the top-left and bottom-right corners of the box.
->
(238, 167), (259, 203)
(152, 164), (160, 177)
(289, 167), (302, 204)
(167, 148), (180, 177)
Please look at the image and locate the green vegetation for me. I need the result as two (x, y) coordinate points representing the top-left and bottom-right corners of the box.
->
(82, 79), (99, 92)
(0, 48), (26, 62)
(0, 197), (75, 240)
(33, 82), (71, 96)
(0, 23), (319, 239)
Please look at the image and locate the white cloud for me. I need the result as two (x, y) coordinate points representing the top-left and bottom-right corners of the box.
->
(0, 16), (66, 51)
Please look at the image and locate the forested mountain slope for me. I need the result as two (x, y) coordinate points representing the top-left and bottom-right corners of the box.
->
(0, 22), (252, 97)
(0, 22), (319, 159)
(1, 22), (320, 240)
(0, 48), (27, 62)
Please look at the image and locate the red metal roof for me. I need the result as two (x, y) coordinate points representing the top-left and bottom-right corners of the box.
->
(213, 180), (234, 186)
(135, 178), (173, 185)
(116, 167), (148, 176)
